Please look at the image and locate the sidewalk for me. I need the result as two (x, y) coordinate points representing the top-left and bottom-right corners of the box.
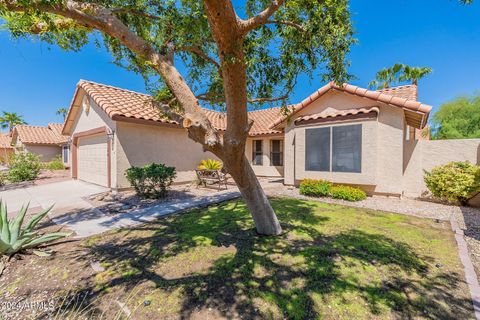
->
(53, 189), (241, 237)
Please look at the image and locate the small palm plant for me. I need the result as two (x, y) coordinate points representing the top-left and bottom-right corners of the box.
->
(0, 202), (71, 257)
(197, 159), (222, 170)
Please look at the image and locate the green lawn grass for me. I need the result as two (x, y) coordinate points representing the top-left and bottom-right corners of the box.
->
(82, 198), (473, 319)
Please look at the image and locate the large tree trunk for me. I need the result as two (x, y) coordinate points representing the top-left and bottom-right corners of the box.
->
(203, 0), (283, 236)
(226, 155), (282, 236)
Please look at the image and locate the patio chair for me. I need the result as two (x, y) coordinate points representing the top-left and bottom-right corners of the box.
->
(195, 169), (229, 190)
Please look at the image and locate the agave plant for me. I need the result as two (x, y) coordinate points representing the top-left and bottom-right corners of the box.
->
(197, 159), (222, 170)
(0, 202), (71, 257)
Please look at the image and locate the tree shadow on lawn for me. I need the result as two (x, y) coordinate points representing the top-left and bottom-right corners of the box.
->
(68, 198), (473, 319)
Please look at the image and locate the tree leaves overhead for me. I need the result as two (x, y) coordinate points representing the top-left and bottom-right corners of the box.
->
(0, 0), (354, 109)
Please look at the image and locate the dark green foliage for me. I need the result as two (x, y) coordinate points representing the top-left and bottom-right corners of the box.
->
(299, 179), (332, 197)
(330, 185), (367, 201)
(424, 161), (480, 204)
(125, 163), (176, 199)
(431, 94), (480, 139)
(8, 152), (41, 182)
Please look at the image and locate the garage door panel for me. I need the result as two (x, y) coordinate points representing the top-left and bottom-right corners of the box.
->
(77, 134), (109, 187)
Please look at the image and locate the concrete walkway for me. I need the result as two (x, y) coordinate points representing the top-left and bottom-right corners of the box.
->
(53, 190), (241, 238)
(0, 180), (109, 218)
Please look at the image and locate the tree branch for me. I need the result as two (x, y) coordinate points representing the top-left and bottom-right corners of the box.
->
(238, 0), (286, 34)
(264, 20), (305, 32)
(197, 93), (288, 104)
(0, 0), (222, 149)
(176, 45), (220, 69)
(110, 7), (162, 20)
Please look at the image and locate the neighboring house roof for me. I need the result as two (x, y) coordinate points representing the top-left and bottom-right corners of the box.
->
(12, 124), (69, 145)
(47, 123), (70, 144)
(294, 107), (380, 125)
(270, 82), (432, 129)
(63, 80), (285, 136)
(0, 134), (13, 149)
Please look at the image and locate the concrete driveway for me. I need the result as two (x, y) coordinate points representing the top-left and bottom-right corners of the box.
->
(0, 179), (109, 218)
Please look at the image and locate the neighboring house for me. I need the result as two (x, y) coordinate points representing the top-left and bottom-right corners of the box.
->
(0, 134), (14, 163)
(11, 123), (70, 163)
(62, 80), (480, 197)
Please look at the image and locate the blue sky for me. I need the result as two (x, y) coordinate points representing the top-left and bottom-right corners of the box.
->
(0, 0), (479, 126)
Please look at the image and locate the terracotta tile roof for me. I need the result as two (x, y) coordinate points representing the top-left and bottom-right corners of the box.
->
(0, 134), (13, 149)
(71, 80), (284, 136)
(378, 85), (417, 100)
(13, 124), (68, 145)
(48, 123), (69, 144)
(295, 107), (379, 124)
(270, 81), (432, 129)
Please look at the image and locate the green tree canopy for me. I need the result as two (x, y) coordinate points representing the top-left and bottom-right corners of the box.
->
(432, 94), (480, 139)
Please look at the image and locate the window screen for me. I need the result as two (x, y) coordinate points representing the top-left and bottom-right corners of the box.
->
(305, 128), (330, 171)
(270, 140), (283, 166)
(252, 140), (263, 165)
(332, 124), (361, 173)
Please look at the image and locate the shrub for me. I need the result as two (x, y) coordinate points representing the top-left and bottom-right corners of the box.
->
(330, 185), (367, 201)
(424, 161), (480, 205)
(42, 155), (65, 170)
(8, 152), (41, 182)
(299, 179), (332, 197)
(0, 202), (71, 257)
(125, 163), (176, 199)
(197, 159), (222, 170)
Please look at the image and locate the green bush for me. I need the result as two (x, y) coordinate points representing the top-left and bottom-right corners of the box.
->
(330, 185), (367, 201)
(299, 179), (332, 197)
(42, 155), (65, 170)
(8, 152), (41, 182)
(125, 163), (176, 199)
(424, 161), (480, 205)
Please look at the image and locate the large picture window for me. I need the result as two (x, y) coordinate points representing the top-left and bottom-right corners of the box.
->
(305, 124), (362, 173)
(305, 127), (330, 171)
(252, 140), (263, 165)
(270, 140), (283, 166)
(332, 125), (362, 173)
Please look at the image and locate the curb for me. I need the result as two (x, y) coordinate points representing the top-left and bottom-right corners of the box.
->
(450, 218), (480, 319)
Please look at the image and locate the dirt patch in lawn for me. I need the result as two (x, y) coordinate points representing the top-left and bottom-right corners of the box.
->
(0, 198), (475, 319)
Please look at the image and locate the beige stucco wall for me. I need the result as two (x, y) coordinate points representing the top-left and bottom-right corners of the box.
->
(245, 136), (284, 177)
(22, 144), (62, 162)
(284, 90), (405, 195)
(71, 96), (116, 135)
(403, 139), (480, 197)
(115, 121), (217, 188)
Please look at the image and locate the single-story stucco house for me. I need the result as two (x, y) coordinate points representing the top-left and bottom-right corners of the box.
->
(62, 80), (480, 197)
(0, 134), (14, 163)
(11, 123), (70, 163)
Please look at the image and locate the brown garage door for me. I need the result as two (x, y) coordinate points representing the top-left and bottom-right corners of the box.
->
(77, 133), (109, 187)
